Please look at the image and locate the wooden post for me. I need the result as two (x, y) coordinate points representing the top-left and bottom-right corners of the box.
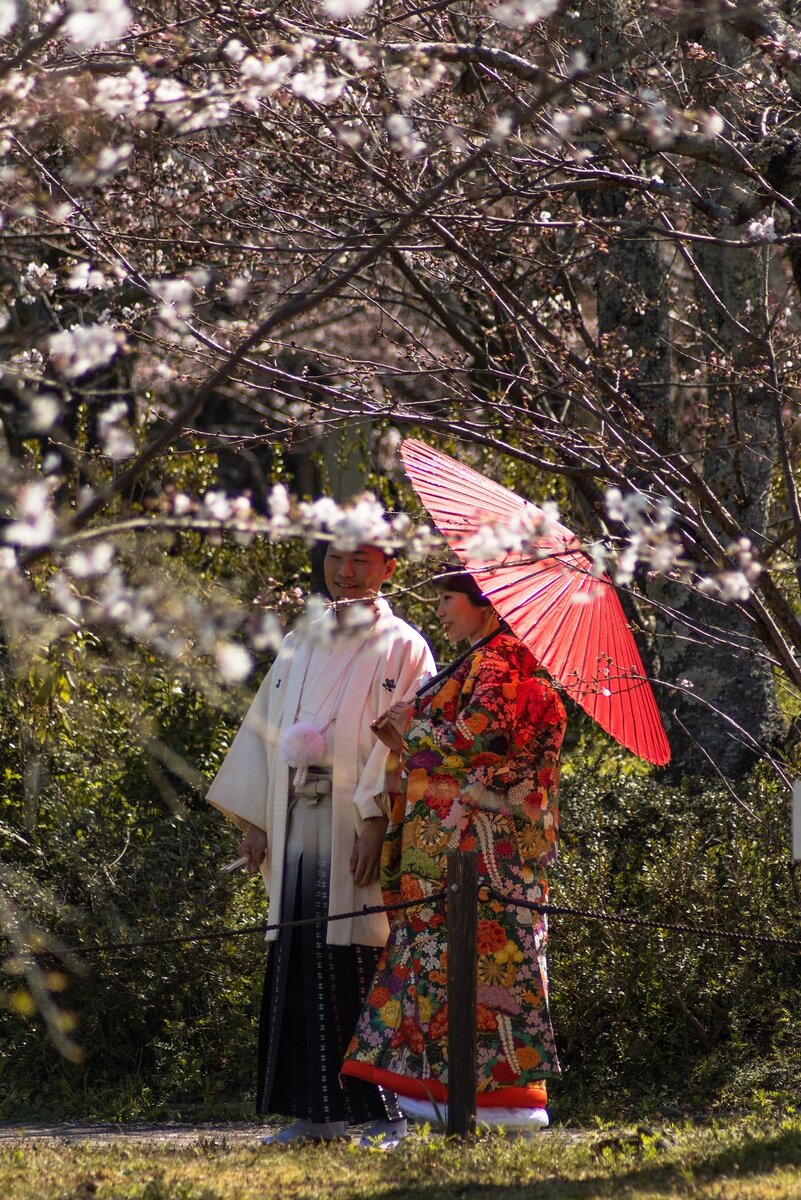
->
(446, 848), (478, 1138)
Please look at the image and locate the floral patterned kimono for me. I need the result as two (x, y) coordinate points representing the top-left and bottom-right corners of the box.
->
(341, 632), (567, 1118)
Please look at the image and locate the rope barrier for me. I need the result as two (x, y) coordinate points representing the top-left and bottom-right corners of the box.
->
(70, 892), (448, 960)
(18, 882), (801, 964)
(48, 883), (801, 962)
(485, 888), (801, 949)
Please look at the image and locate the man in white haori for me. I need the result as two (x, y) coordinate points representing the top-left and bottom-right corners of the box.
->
(207, 543), (434, 1146)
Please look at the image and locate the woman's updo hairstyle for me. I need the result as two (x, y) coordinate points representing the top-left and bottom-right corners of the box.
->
(433, 567), (492, 608)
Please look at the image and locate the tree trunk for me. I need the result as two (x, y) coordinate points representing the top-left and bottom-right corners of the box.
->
(592, 3), (781, 775)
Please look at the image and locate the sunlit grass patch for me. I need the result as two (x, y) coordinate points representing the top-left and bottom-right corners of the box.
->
(2, 1116), (801, 1200)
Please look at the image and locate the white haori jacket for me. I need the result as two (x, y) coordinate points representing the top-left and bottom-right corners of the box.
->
(206, 597), (434, 946)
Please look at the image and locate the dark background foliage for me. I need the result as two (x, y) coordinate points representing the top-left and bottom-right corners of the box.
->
(3, 641), (800, 1121)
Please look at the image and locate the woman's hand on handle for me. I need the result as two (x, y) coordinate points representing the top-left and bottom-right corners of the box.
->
(372, 701), (415, 751)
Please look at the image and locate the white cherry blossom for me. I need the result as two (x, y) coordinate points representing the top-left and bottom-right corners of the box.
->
(65, 0), (132, 50)
(0, 0), (16, 35)
(291, 62), (346, 104)
(268, 483), (291, 519)
(203, 491), (233, 522)
(97, 402), (135, 460)
(3, 482), (57, 548)
(747, 214), (777, 243)
(215, 641), (253, 682)
(94, 68), (149, 118)
(151, 278), (194, 322)
(492, 0), (559, 28)
(28, 395), (61, 433)
(48, 324), (119, 378)
(323, 0), (372, 16)
(67, 541), (115, 578)
(67, 262), (107, 290)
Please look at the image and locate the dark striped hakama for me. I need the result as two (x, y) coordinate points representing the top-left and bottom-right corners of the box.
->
(256, 772), (399, 1124)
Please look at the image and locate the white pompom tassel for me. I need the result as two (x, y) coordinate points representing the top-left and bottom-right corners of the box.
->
(279, 722), (328, 786)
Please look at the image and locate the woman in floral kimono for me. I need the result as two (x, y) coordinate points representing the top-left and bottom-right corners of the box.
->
(341, 570), (567, 1134)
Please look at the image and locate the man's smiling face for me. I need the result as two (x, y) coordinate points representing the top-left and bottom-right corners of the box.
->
(323, 544), (397, 603)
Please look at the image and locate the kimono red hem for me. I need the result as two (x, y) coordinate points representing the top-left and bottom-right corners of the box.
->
(341, 1061), (547, 1109)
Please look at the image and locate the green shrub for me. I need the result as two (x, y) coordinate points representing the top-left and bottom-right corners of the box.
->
(550, 753), (801, 1118)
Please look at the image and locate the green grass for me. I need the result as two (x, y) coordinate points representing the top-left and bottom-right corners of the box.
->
(4, 1117), (801, 1200)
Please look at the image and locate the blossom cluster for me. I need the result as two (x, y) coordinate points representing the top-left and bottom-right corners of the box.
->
(697, 539), (763, 603)
(601, 487), (681, 585)
(47, 325), (120, 379)
(0, 470), (770, 689)
(463, 502), (563, 562)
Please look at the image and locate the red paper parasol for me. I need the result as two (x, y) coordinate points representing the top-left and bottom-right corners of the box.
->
(400, 438), (670, 765)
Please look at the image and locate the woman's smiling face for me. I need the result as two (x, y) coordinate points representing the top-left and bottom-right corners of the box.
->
(436, 589), (489, 644)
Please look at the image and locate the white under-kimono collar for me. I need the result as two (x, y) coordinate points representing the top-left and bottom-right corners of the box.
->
(279, 593), (394, 785)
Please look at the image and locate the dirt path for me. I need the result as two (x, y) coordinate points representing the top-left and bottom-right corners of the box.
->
(0, 1121), (279, 1146)
(0, 1120), (576, 1147)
